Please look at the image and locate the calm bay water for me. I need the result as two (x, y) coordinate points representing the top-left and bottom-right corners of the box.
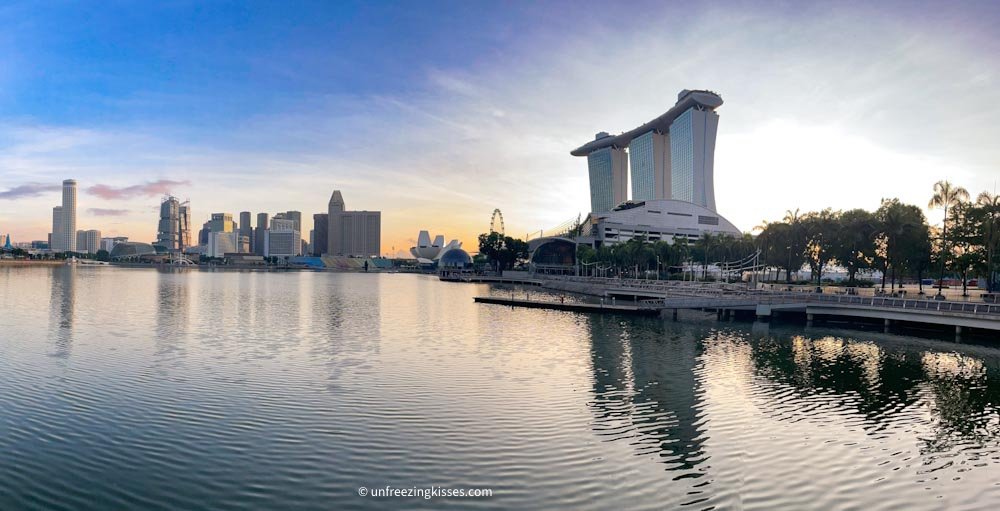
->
(2, 266), (1000, 510)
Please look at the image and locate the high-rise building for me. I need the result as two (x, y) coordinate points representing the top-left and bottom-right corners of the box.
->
(49, 179), (78, 252)
(312, 213), (328, 256)
(628, 130), (670, 201)
(76, 229), (101, 254)
(155, 196), (191, 251)
(50, 206), (62, 251)
(265, 217), (300, 258)
(571, 89), (723, 212)
(283, 211), (302, 234)
(207, 213), (236, 233)
(327, 190), (381, 257)
(62, 179), (77, 252)
(585, 143), (628, 214)
(178, 202), (191, 250)
(156, 196), (179, 250)
(207, 231), (238, 258)
(239, 211), (253, 253)
(254, 212), (269, 255)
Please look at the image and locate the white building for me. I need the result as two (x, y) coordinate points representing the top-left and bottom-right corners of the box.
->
(587, 199), (740, 246)
(265, 217), (300, 258)
(207, 231), (238, 258)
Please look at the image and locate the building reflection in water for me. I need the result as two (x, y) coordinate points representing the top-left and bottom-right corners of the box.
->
(587, 316), (1000, 505)
(307, 274), (382, 391)
(587, 315), (708, 477)
(155, 268), (191, 360)
(48, 265), (76, 359)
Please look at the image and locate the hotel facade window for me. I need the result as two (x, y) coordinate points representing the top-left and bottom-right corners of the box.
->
(587, 148), (614, 213)
(629, 131), (655, 201)
(586, 146), (627, 213)
(670, 108), (695, 204)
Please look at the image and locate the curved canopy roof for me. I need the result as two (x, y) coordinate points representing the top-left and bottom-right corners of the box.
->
(570, 90), (722, 156)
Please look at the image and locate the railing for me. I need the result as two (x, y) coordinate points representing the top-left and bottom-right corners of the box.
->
(650, 290), (1000, 318)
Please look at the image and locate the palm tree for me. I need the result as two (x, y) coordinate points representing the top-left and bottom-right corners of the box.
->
(977, 191), (1000, 291)
(928, 180), (969, 296)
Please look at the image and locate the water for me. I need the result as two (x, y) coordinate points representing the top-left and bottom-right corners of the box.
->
(2, 266), (1000, 510)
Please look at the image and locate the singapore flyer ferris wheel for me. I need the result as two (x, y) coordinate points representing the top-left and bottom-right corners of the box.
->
(490, 209), (505, 235)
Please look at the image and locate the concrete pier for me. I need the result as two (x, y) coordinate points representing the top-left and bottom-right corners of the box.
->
(474, 296), (659, 316)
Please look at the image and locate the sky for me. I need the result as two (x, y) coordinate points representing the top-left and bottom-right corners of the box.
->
(2, 0), (1000, 255)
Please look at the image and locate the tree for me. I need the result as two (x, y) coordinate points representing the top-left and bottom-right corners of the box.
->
(875, 199), (929, 292)
(831, 209), (876, 285)
(976, 192), (1000, 291)
(95, 249), (111, 262)
(476, 232), (529, 274)
(928, 180), (969, 295)
(802, 209), (839, 284)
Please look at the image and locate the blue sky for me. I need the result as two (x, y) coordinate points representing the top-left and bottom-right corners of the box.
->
(2, 1), (1000, 253)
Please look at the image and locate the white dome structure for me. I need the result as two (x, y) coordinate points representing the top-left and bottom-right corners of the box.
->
(410, 230), (461, 261)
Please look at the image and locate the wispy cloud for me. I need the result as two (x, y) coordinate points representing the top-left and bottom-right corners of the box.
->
(87, 208), (130, 216)
(86, 180), (190, 200)
(0, 182), (60, 199)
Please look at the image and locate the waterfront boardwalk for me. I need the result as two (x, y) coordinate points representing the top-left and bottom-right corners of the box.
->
(474, 296), (659, 316)
(476, 274), (1000, 334)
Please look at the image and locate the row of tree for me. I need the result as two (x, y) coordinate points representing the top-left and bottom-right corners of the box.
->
(477, 232), (530, 273)
(756, 181), (1000, 293)
(576, 233), (758, 279)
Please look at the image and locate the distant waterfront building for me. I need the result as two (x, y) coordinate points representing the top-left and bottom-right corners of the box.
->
(312, 213), (328, 256)
(283, 211), (302, 234)
(207, 213), (236, 234)
(571, 90), (723, 212)
(265, 217), (300, 258)
(239, 211), (253, 253)
(327, 190), (380, 257)
(178, 202), (191, 249)
(50, 206), (62, 251)
(100, 236), (128, 252)
(62, 179), (77, 252)
(254, 212), (269, 255)
(48, 180), (78, 252)
(75, 230), (101, 254)
(207, 231), (238, 258)
(410, 231), (461, 261)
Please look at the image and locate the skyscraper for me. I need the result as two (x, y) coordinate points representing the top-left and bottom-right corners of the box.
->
(239, 211), (253, 253)
(76, 229), (101, 254)
(265, 217), (300, 258)
(571, 89), (723, 213)
(327, 190), (380, 257)
(50, 206), (62, 251)
(178, 201), (191, 250)
(156, 196), (192, 251)
(584, 141), (628, 214)
(254, 212), (269, 255)
(312, 213), (328, 256)
(50, 179), (78, 252)
(156, 196), (180, 250)
(628, 130), (670, 201)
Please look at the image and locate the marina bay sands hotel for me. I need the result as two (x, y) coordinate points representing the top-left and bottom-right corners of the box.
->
(571, 89), (723, 214)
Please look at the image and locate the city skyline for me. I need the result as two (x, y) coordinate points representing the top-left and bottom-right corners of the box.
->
(2, 1), (1000, 254)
